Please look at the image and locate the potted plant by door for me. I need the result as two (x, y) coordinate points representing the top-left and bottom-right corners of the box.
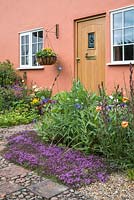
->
(36, 48), (57, 65)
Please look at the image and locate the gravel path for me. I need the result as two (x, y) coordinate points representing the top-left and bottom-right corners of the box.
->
(0, 124), (134, 200)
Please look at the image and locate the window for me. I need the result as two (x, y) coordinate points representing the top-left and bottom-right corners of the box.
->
(111, 7), (134, 63)
(20, 29), (43, 68)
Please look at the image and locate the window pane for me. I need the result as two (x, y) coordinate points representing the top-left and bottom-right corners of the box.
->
(26, 45), (29, 55)
(124, 28), (134, 44)
(113, 13), (122, 29)
(113, 30), (122, 45)
(38, 43), (43, 51)
(32, 32), (37, 43)
(38, 31), (43, 42)
(26, 35), (29, 44)
(21, 45), (25, 55)
(124, 9), (134, 27)
(124, 45), (134, 60)
(26, 56), (29, 65)
(32, 44), (37, 54)
(21, 36), (25, 44)
(88, 32), (95, 48)
(32, 56), (37, 66)
(113, 46), (123, 61)
(21, 56), (25, 65)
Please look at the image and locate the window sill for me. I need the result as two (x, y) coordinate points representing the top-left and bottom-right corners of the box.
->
(107, 61), (134, 66)
(17, 66), (44, 70)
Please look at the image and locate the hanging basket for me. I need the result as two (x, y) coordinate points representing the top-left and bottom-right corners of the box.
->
(37, 56), (57, 65)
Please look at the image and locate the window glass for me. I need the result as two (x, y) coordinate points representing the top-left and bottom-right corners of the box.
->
(38, 31), (43, 42)
(32, 44), (37, 54)
(26, 45), (29, 55)
(32, 56), (37, 66)
(113, 13), (122, 29)
(124, 10), (134, 27)
(113, 30), (122, 45)
(38, 43), (43, 51)
(88, 32), (95, 48)
(32, 32), (37, 43)
(124, 45), (134, 60)
(124, 28), (134, 44)
(26, 35), (29, 44)
(21, 36), (25, 45)
(21, 46), (25, 55)
(113, 46), (123, 61)
(26, 56), (29, 65)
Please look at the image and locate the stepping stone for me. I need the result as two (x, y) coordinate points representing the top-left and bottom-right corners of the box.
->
(0, 165), (29, 178)
(0, 145), (5, 152)
(0, 141), (6, 152)
(28, 179), (68, 199)
(0, 181), (22, 195)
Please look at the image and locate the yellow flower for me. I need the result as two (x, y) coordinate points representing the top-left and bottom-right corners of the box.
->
(96, 106), (102, 112)
(31, 98), (39, 104)
(121, 121), (128, 128)
(122, 97), (129, 103)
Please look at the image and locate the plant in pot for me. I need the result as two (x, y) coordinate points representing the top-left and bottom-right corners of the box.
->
(36, 48), (57, 65)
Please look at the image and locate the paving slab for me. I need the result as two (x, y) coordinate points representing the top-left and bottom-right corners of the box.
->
(0, 181), (22, 195)
(0, 145), (5, 152)
(28, 179), (68, 199)
(0, 165), (29, 178)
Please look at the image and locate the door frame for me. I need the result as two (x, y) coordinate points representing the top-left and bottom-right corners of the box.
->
(74, 13), (106, 80)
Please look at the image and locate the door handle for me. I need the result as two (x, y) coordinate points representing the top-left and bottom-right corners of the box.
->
(76, 57), (80, 62)
(85, 53), (96, 60)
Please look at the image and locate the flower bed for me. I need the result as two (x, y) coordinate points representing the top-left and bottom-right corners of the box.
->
(4, 131), (109, 187)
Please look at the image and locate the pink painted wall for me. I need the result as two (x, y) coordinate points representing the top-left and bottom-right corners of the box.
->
(0, 0), (133, 94)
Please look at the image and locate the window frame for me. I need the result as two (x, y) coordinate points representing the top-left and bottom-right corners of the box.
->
(110, 6), (134, 65)
(19, 28), (44, 69)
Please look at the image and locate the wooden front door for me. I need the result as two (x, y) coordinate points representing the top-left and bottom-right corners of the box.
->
(76, 16), (106, 92)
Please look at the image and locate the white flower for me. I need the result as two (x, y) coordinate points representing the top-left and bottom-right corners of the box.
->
(34, 88), (39, 92)
(109, 95), (114, 99)
(32, 85), (37, 89)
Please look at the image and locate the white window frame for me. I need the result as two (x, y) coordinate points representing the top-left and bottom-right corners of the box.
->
(110, 6), (134, 65)
(19, 28), (44, 69)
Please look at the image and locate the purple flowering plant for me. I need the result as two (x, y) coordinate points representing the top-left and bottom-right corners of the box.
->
(4, 131), (109, 187)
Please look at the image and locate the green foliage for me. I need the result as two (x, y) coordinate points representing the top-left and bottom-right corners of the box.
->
(0, 60), (22, 87)
(95, 82), (134, 169)
(37, 73), (134, 169)
(34, 88), (52, 99)
(0, 87), (16, 112)
(127, 168), (134, 180)
(0, 101), (39, 127)
(37, 81), (99, 153)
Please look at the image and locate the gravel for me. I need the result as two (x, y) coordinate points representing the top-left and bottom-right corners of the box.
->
(78, 173), (134, 200)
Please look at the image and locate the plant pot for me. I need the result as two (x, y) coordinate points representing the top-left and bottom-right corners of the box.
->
(37, 56), (57, 65)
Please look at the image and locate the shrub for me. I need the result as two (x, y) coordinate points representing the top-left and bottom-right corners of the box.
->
(0, 60), (22, 87)
(0, 87), (16, 112)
